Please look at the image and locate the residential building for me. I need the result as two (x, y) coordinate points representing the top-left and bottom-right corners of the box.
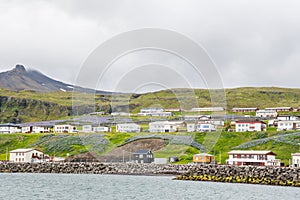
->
(116, 123), (141, 132)
(184, 115), (211, 122)
(82, 125), (111, 133)
(149, 121), (184, 133)
(54, 125), (77, 133)
(187, 123), (216, 132)
(165, 108), (182, 112)
(132, 150), (154, 163)
(265, 107), (293, 112)
(0, 123), (21, 134)
(226, 150), (281, 166)
(9, 148), (44, 163)
(22, 125), (51, 133)
(277, 115), (299, 121)
(277, 120), (300, 131)
(92, 126), (111, 132)
(137, 108), (173, 117)
(193, 153), (215, 164)
(235, 119), (266, 132)
(256, 110), (278, 118)
(111, 112), (131, 116)
(291, 153), (300, 167)
(32, 126), (51, 133)
(82, 125), (93, 133)
(232, 108), (258, 112)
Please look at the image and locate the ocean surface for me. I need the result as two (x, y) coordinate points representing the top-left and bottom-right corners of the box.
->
(0, 173), (299, 200)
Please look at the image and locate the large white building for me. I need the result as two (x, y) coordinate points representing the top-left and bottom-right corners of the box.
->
(235, 120), (266, 132)
(0, 123), (21, 134)
(226, 150), (281, 166)
(291, 153), (300, 168)
(255, 110), (278, 118)
(21, 126), (51, 133)
(277, 120), (300, 131)
(116, 123), (141, 132)
(9, 149), (44, 163)
(149, 121), (184, 133)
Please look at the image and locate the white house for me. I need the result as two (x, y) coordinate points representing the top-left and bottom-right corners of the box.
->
(291, 153), (300, 167)
(9, 149), (44, 163)
(235, 120), (266, 132)
(111, 112), (131, 116)
(82, 125), (93, 133)
(54, 124), (77, 133)
(256, 110), (278, 118)
(21, 126), (51, 133)
(277, 115), (299, 121)
(226, 150), (281, 166)
(0, 123), (21, 134)
(116, 123), (141, 132)
(187, 123), (216, 132)
(149, 121), (184, 133)
(277, 120), (300, 131)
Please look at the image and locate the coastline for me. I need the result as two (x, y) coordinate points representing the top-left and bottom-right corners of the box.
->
(1, 162), (300, 187)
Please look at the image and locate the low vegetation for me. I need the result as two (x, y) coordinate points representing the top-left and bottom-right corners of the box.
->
(0, 130), (299, 165)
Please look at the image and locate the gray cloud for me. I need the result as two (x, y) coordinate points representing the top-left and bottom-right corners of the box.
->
(0, 0), (299, 91)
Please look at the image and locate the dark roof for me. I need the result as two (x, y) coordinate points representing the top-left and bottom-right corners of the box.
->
(0, 123), (20, 127)
(235, 119), (266, 124)
(133, 150), (152, 154)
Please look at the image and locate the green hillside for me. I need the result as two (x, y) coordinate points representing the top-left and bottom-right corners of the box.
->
(1, 131), (299, 165)
(1, 87), (300, 123)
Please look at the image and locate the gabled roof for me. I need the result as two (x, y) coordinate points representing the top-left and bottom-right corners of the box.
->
(194, 153), (214, 157)
(228, 150), (276, 155)
(10, 148), (42, 153)
(0, 123), (20, 127)
(292, 153), (300, 156)
(133, 149), (152, 154)
(236, 119), (266, 124)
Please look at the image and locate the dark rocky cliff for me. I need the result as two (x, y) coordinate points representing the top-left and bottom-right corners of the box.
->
(0, 96), (71, 123)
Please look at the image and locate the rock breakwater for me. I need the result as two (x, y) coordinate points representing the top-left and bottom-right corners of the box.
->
(174, 165), (300, 187)
(0, 162), (188, 175)
(1, 162), (299, 187)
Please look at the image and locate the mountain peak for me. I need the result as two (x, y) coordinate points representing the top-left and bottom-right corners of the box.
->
(14, 64), (26, 73)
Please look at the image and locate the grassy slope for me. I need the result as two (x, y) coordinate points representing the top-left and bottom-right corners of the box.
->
(1, 86), (300, 115)
(0, 131), (299, 165)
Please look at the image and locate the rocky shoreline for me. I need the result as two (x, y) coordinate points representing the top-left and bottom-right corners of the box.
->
(1, 162), (300, 187)
(174, 164), (300, 187)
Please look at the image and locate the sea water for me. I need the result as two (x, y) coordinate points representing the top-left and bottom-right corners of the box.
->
(0, 173), (299, 200)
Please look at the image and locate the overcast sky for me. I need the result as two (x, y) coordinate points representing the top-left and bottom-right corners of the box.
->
(0, 0), (299, 92)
